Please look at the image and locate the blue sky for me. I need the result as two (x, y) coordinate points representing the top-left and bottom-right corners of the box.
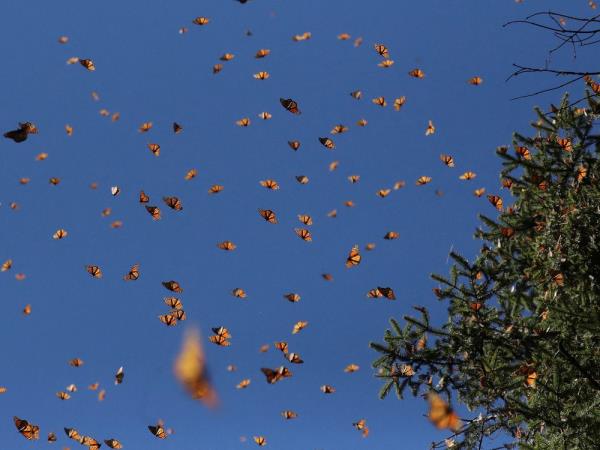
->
(1, 0), (597, 449)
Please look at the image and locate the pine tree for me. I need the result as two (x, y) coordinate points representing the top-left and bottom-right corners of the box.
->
(371, 88), (600, 450)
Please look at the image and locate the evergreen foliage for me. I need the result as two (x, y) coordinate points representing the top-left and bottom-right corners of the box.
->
(371, 90), (600, 449)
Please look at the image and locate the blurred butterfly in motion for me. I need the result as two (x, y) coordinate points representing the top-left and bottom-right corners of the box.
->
(4, 122), (38, 143)
(427, 392), (462, 431)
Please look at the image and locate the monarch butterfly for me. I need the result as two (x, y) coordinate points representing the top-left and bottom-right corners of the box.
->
(81, 435), (101, 448)
(353, 419), (369, 437)
(440, 154), (455, 167)
(379, 287), (396, 300)
(217, 240), (237, 251)
(501, 178), (513, 189)
(22, 303), (31, 315)
(556, 137), (573, 152)
(65, 427), (81, 440)
(322, 273), (333, 280)
(164, 297), (183, 309)
(350, 90), (362, 99)
(409, 68), (425, 78)
(232, 288), (247, 299)
(515, 146), (531, 160)
(53, 229), (68, 240)
(255, 48), (270, 58)
(552, 272), (564, 286)
(354, 36), (363, 47)
(145, 205), (161, 220)
(159, 313), (178, 326)
(487, 195), (503, 211)
(275, 341), (289, 353)
(104, 438), (123, 449)
(253, 71), (270, 80)
(469, 302), (483, 312)
(58, 35), (69, 44)
(427, 392), (462, 431)
(99, 108), (110, 116)
(425, 120), (435, 136)
(175, 328), (218, 406)
(67, 56), (80, 65)
(292, 320), (308, 334)
(392, 96), (407, 111)
(367, 288), (382, 298)
(330, 161), (340, 171)
(0, 386), (6, 394)
(394, 180), (406, 190)
(416, 176), (432, 186)
(36, 152), (48, 160)
(19, 177), (30, 185)
(473, 187), (486, 197)
(184, 168), (197, 180)
(237, 379), (251, 389)
(86, 265), (102, 278)
(258, 112), (272, 120)
(372, 96), (387, 107)
(124, 263), (140, 281)
(384, 231), (399, 240)
(287, 352), (303, 364)
(47, 432), (57, 442)
(79, 59), (95, 71)
(346, 245), (361, 268)
(374, 43), (389, 58)
(377, 189), (391, 198)
(331, 124), (348, 134)
(260, 179), (280, 190)
(295, 175), (309, 184)
(459, 171), (476, 180)
(163, 196), (183, 211)
(213, 63), (223, 74)
(65, 384), (77, 392)
(284, 293), (301, 303)
(227, 365), (237, 372)
(468, 76), (483, 85)
(192, 16), (209, 25)
(115, 366), (125, 385)
(319, 137), (335, 149)
(162, 280), (183, 293)
(344, 363), (360, 373)
(4, 122), (37, 143)
(49, 177), (61, 185)
(297, 214), (313, 225)
(69, 357), (84, 367)
(173, 122), (183, 134)
(56, 391), (71, 400)
(292, 31), (311, 41)
(378, 59), (394, 68)
(65, 124), (73, 136)
(280, 98), (301, 114)
(138, 122), (153, 133)
(236, 117), (251, 127)
(261, 366), (292, 383)
(288, 140), (301, 150)
(259, 343), (269, 353)
(294, 228), (312, 241)
(337, 33), (351, 40)
(208, 184), (224, 194)
(254, 436), (267, 446)
(139, 190), (150, 203)
(356, 118), (368, 126)
(98, 389), (106, 401)
(282, 410), (298, 419)
(576, 165), (587, 182)
(348, 175), (360, 184)
(14, 417), (40, 440)
(220, 53), (234, 61)
(148, 424), (168, 439)
(88, 382), (99, 390)
(111, 112), (120, 121)
(320, 385), (335, 394)
(258, 209), (278, 224)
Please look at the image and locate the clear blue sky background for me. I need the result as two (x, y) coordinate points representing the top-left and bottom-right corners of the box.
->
(1, 0), (597, 449)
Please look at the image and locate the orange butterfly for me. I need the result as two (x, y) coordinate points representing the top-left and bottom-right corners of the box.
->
(145, 206), (161, 220)
(258, 209), (278, 224)
(124, 264), (140, 281)
(86, 265), (102, 278)
(295, 228), (312, 242)
(319, 137), (335, 149)
(427, 393), (462, 431)
(260, 179), (280, 190)
(345, 245), (361, 268)
(409, 68), (425, 78)
(288, 140), (301, 151)
(280, 98), (301, 114)
(163, 196), (183, 211)
(374, 43), (390, 58)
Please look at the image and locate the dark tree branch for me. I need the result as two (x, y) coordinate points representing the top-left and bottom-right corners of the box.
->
(505, 11), (600, 101)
